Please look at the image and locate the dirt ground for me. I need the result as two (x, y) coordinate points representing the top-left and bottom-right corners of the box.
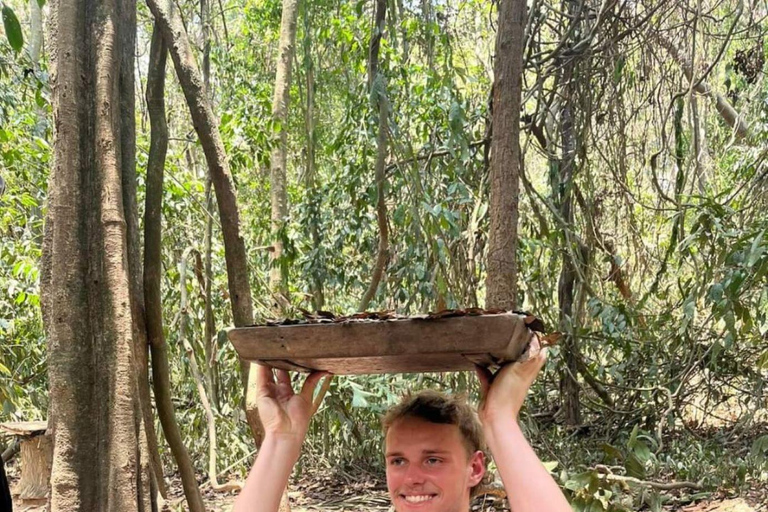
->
(6, 463), (767, 511)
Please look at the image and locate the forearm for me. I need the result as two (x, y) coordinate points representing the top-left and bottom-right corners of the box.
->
(234, 435), (303, 512)
(484, 419), (571, 512)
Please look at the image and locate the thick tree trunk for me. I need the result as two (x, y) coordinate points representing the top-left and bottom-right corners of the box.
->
(485, 0), (525, 310)
(269, 0), (300, 304)
(145, 0), (259, 439)
(358, 0), (389, 312)
(43, 0), (154, 509)
(143, 24), (206, 512)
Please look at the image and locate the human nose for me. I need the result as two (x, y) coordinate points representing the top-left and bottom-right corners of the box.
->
(403, 463), (426, 485)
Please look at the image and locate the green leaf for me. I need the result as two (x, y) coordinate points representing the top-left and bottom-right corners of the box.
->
(0, 361), (10, 375)
(564, 471), (594, 491)
(37, 0), (46, 7)
(602, 443), (623, 462)
(542, 460), (559, 473)
(2, 6), (24, 53)
(625, 452), (646, 479)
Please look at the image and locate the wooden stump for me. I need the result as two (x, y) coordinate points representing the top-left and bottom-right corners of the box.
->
(0, 421), (51, 506)
(16, 432), (52, 505)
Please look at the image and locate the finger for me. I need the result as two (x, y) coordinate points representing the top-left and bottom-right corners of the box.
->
(255, 363), (275, 396)
(275, 369), (294, 398)
(474, 364), (492, 399)
(300, 371), (330, 404)
(531, 333), (542, 355)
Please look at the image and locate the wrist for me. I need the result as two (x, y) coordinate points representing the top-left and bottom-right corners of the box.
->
(482, 414), (521, 445)
(262, 433), (305, 458)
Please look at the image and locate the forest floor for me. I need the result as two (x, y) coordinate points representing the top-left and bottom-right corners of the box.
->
(175, 468), (768, 512)
(5, 464), (767, 512)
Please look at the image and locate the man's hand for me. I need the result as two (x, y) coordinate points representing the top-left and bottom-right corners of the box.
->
(473, 336), (571, 512)
(256, 364), (329, 440)
(475, 334), (547, 426)
(235, 366), (330, 512)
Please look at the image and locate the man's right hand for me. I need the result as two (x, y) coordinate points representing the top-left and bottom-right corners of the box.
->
(256, 364), (328, 440)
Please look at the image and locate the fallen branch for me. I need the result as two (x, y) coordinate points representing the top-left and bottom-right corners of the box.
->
(594, 466), (704, 491)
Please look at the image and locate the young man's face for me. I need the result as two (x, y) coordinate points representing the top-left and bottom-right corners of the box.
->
(385, 417), (485, 512)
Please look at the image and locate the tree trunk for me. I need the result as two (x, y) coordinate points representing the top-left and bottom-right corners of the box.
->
(557, 1), (583, 428)
(485, 0), (525, 310)
(145, 0), (259, 440)
(179, 250), (242, 493)
(358, 0), (389, 312)
(201, 0), (220, 410)
(303, 4), (324, 311)
(269, 0), (300, 306)
(143, 24), (206, 512)
(43, 0), (154, 509)
(26, 0), (42, 65)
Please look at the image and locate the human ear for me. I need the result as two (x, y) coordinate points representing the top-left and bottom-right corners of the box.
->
(468, 450), (486, 486)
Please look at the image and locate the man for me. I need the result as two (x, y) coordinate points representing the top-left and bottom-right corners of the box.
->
(234, 336), (571, 512)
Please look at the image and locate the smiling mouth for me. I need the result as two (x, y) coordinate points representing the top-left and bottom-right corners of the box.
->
(401, 494), (437, 505)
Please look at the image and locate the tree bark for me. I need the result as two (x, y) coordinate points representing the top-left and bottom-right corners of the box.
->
(269, 0), (300, 305)
(26, 0), (42, 65)
(143, 24), (206, 512)
(43, 0), (154, 509)
(145, 0), (259, 440)
(358, 0), (389, 312)
(201, 0), (220, 409)
(485, 0), (525, 310)
(556, 1), (583, 428)
(303, 4), (325, 310)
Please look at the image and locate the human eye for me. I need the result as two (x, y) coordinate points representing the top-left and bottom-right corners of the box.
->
(389, 457), (406, 467)
(425, 457), (442, 466)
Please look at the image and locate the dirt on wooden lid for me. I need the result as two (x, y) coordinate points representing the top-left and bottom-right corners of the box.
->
(260, 307), (548, 333)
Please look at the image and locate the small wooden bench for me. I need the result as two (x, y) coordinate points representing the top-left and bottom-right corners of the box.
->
(0, 421), (51, 507)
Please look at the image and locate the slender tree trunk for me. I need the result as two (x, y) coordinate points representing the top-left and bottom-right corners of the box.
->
(201, 0), (220, 409)
(269, 0), (300, 306)
(121, 5), (166, 502)
(358, 0), (389, 312)
(146, 0), (259, 440)
(26, 0), (42, 64)
(43, 0), (154, 509)
(27, 0), (45, 135)
(557, 0), (583, 428)
(179, 250), (242, 493)
(485, 0), (525, 310)
(303, 4), (324, 310)
(143, 25), (206, 512)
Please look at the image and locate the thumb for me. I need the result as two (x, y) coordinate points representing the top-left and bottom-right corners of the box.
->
(300, 371), (330, 404)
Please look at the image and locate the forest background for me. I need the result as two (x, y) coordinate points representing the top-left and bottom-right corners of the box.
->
(1, 0), (767, 510)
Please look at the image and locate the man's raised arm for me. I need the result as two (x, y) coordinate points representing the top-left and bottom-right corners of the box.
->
(476, 336), (572, 512)
(234, 365), (328, 512)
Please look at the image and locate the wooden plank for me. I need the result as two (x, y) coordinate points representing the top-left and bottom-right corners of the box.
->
(0, 421), (47, 437)
(228, 312), (534, 374)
